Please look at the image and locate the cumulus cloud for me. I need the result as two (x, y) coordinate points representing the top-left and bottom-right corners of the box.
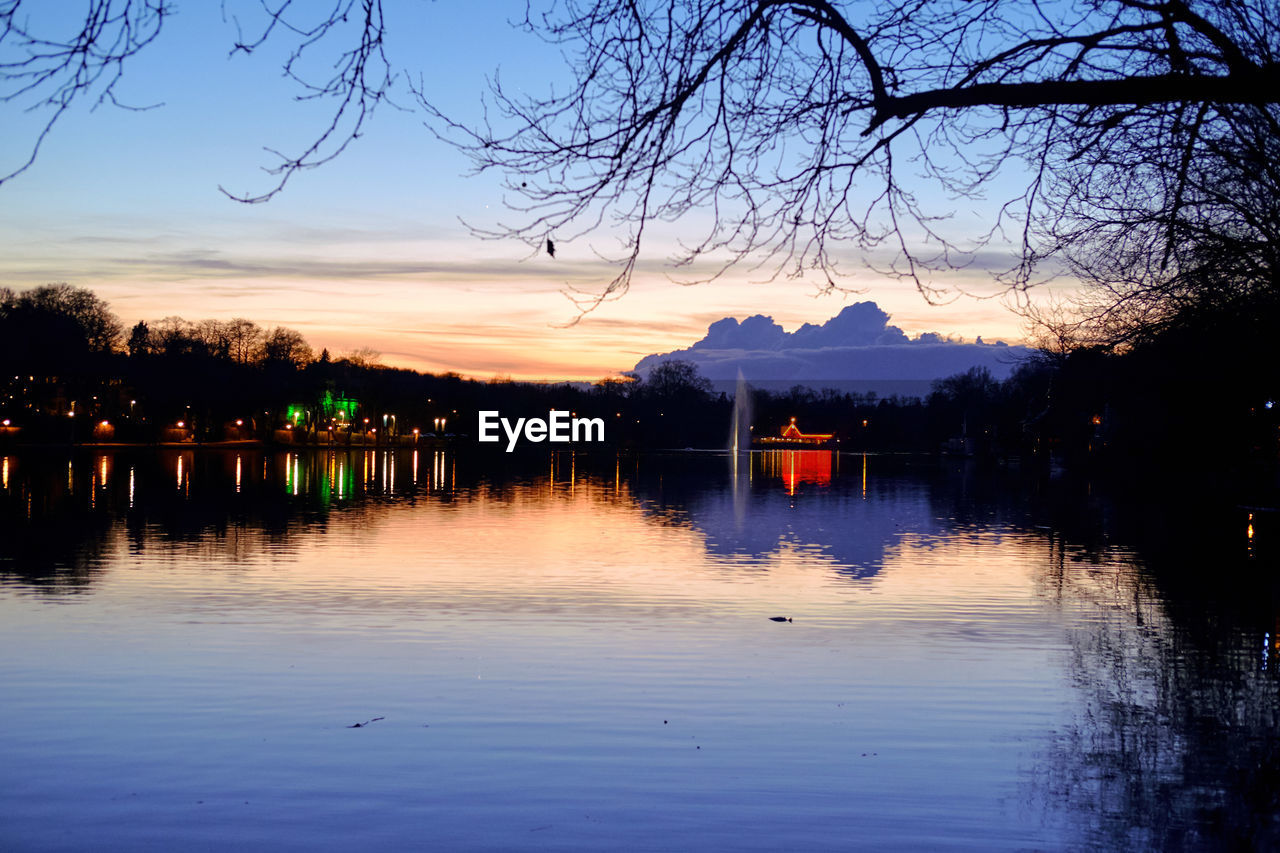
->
(634, 301), (1031, 390)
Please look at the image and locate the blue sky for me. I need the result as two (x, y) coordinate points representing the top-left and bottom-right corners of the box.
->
(0, 1), (1063, 379)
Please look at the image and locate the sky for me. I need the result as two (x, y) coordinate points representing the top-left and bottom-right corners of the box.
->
(0, 2), (1070, 380)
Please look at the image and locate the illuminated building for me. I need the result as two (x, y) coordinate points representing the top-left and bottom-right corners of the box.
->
(286, 390), (360, 431)
(755, 417), (837, 447)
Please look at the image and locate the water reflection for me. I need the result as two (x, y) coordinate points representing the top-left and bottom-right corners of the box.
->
(1, 448), (1278, 849)
(2, 449), (1271, 592)
(1026, 505), (1280, 850)
(758, 448), (835, 494)
(0, 448), (1018, 594)
(650, 450), (943, 580)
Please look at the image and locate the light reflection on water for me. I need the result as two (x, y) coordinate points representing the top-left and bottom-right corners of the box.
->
(0, 449), (1277, 851)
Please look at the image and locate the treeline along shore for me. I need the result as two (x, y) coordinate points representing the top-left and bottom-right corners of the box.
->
(1, 284), (1277, 501)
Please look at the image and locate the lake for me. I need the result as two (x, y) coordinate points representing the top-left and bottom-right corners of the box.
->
(1, 448), (1277, 851)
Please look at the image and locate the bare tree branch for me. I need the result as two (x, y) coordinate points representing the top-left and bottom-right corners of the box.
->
(217, 0), (395, 203)
(414, 0), (1280, 315)
(4, 0), (1279, 334)
(0, 0), (169, 187)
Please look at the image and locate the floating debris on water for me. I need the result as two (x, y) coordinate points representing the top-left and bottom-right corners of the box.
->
(347, 716), (385, 728)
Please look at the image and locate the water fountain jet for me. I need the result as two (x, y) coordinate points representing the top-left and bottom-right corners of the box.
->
(730, 370), (753, 455)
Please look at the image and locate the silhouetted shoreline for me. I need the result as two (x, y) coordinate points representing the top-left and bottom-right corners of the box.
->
(3, 284), (1278, 505)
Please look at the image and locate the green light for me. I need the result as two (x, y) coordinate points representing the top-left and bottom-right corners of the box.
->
(319, 391), (358, 421)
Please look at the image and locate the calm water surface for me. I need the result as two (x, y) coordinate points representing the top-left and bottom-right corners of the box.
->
(1, 449), (1277, 851)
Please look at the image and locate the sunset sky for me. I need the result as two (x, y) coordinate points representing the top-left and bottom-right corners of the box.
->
(0, 2), (1068, 380)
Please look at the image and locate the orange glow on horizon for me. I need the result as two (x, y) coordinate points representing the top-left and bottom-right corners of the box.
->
(23, 265), (1035, 382)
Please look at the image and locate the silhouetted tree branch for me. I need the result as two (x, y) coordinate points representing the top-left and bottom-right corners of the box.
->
(417, 0), (1280, 313)
(0, 0), (393, 203)
(216, 0), (395, 203)
(0, 0), (168, 186)
(5, 1), (1278, 323)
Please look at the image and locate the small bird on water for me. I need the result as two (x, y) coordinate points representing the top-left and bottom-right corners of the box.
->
(768, 617), (793, 623)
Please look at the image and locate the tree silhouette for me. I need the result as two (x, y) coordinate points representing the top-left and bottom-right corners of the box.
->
(0, 283), (122, 362)
(1028, 76), (1280, 348)
(4, 1), (1278, 318)
(127, 320), (151, 357)
(425, 0), (1280, 314)
(261, 325), (313, 368)
(643, 359), (713, 400)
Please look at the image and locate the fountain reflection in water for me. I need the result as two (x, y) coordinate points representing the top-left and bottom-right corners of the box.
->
(730, 370), (754, 527)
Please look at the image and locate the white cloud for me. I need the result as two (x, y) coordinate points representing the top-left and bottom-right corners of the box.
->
(635, 301), (1033, 387)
